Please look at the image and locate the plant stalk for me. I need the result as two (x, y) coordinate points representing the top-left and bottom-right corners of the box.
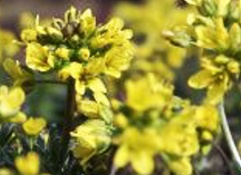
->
(219, 102), (241, 168)
(59, 78), (76, 167)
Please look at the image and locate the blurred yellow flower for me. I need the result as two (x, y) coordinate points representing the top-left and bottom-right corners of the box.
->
(26, 43), (55, 72)
(0, 86), (25, 118)
(114, 127), (160, 175)
(15, 152), (39, 175)
(126, 73), (173, 111)
(160, 123), (199, 157)
(23, 118), (47, 136)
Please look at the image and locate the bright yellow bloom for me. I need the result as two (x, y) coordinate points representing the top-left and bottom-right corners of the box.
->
(126, 73), (173, 111)
(74, 77), (112, 120)
(160, 123), (199, 157)
(0, 86), (25, 118)
(3, 58), (33, 86)
(188, 55), (238, 104)
(55, 47), (71, 60)
(78, 48), (90, 61)
(114, 113), (129, 128)
(114, 127), (160, 175)
(26, 43), (55, 72)
(71, 119), (111, 164)
(23, 117), (47, 136)
(15, 152), (39, 175)
(58, 62), (83, 80)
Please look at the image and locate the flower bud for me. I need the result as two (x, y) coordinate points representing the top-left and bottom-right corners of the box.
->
(78, 48), (90, 61)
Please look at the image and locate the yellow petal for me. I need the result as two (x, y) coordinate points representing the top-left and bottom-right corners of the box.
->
(93, 92), (110, 106)
(88, 78), (107, 93)
(75, 80), (86, 95)
(131, 151), (155, 175)
(188, 70), (213, 89)
(205, 80), (226, 105)
(114, 145), (130, 168)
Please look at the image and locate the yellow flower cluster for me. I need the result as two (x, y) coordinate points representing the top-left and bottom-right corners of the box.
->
(15, 6), (134, 165)
(165, 0), (241, 104)
(21, 6), (134, 119)
(113, 74), (220, 175)
(113, 0), (194, 81)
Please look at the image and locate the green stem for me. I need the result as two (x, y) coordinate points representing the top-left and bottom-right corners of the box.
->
(219, 102), (241, 167)
(59, 78), (76, 167)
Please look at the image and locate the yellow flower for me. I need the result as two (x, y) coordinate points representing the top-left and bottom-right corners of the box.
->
(114, 113), (129, 128)
(76, 99), (100, 118)
(103, 41), (134, 78)
(188, 55), (238, 104)
(71, 119), (111, 164)
(26, 43), (55, 72)
(3, 58), (33, 86)
(75, 77), (110, 118)
(0, 28), (19, 63)
(75, 77), (107, 95)
(160, 123), (199, 157)
(0, 86), (25, 118)
(114, 127), (160, 175)
(23, 117), (47, 136)
(55, 47), (71, 60)
(15, 152), (39, 175)
(78, 48), (90, 61)
(58, 62), (83, 80)
(126, 73), (173, 111)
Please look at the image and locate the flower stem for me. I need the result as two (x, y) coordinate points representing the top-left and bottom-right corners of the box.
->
(218, 102), (241, 167)
(109, 163), (117, 175)
(59, 78), (76, 167)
